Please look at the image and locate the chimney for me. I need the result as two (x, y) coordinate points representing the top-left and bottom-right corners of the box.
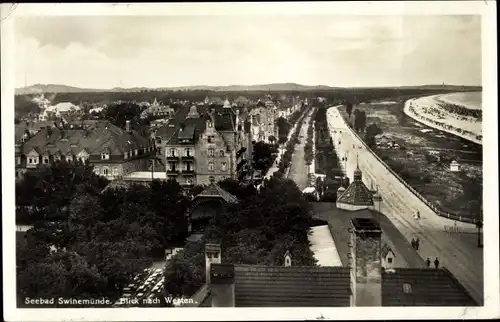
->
(126, 120), (131, 132)
(210, 264), (235, 307)
(205, 243), (221, 286)
(349, 217), (382, 306)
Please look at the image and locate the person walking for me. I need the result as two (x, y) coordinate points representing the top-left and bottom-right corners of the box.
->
(415, 237), (420, 250)
(434, 257), (440, 269)
(426, 257), (431, 267)
(411, 238), (416, 249)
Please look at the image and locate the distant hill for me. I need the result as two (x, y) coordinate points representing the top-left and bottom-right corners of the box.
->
(15, 83), (481, 95)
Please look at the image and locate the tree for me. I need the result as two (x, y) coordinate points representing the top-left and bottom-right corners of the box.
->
(253, 141), (274, 172)
(365, 123), (383, 148)
(346, 101), (353, 118)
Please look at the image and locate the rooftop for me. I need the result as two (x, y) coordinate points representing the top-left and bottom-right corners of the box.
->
(232, 264), (351, 307)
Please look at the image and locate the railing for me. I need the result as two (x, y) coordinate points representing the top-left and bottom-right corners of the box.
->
(181, 170), (195, 175)
(166, 169), (179, 175)
(181, 155), (194, 160)
(334, 106), (478, 225)
(166, 156), (179, 161)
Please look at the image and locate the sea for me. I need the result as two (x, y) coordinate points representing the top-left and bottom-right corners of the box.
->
(438, 92), (482, 110)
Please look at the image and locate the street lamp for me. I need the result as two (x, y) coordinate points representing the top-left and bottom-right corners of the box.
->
(476, 204), (483, 248)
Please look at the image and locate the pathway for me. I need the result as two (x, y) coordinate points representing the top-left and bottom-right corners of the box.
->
(326, 106), (483, 304)
(287, 111), (313, 191)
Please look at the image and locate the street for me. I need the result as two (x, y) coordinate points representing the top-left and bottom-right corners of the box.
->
(287, 111), (314, 190)
(326, 106), (483, 304)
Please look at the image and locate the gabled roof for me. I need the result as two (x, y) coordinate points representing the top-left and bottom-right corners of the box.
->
(21, 121), (152, 158)
(381, 243), (395, 258)
(194, 183), (238, 204)
(381, 268), (477, 306)
(233, 265), (351, 307)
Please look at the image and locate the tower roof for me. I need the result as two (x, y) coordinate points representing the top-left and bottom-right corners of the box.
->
(337, 162), (373, 206)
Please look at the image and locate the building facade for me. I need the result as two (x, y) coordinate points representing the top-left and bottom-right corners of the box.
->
(161, 101), (251, 187)
(15, 120), (154, 180)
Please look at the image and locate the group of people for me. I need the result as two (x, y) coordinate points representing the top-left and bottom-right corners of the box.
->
(411, 235), (440, 269)
(426, 257), (440, 269)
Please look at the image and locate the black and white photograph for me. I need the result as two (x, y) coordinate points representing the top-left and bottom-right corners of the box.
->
(2, 2), (498, 321)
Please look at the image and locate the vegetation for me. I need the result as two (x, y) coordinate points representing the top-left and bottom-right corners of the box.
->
(313, 107), (349, 202)
(276, 106), (311, 175)
(164, 175), (317, 298)
(303, 108), (317, 169)
(16, 162), (191, 306)
(338, 101), (482, 218)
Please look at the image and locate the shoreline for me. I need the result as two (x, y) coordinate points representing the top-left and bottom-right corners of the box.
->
(404, 95), (482, 145)
(437, 92), (482, 111)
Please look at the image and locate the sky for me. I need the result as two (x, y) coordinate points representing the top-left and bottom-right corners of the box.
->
(15, 15), (482, 89)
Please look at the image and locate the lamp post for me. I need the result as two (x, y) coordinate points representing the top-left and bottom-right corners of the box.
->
(476, 204), (483, 248)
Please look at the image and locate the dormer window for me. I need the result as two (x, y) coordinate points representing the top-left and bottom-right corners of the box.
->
(42, 156), (50, 164)
(219, 150), (225, 157)
(101, 153), (110, 160)
(207, 121), (213, 128)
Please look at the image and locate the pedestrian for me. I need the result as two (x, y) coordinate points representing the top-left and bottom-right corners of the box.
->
(426, 257), (431, 267)
(415, 237), (420, 250)
(434, 257), (440, 269)
(411, 238), (416, 249)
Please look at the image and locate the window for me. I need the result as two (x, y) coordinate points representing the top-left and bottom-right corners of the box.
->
(101, 153), (110, 160)
(209, 176), (215, 183)
(66, 156), (73, 162)
(207, 121), (213, 128)
(124, 152), (128, 159)
(208, 162), (215, 171)
(208, 148), (215, 157)
(207, 135), (214, 143)
(402, 283), (412, 294)
(185, 148), (192, 157)
(43, 156), (49, 164)
(134, 149), (138, 156)
(221, 162), (227, 171)
(28, 157), (38, 164)
(219, 150), (225, 157)
(103, 167), (109, 176)
(113, 167), (119, 176)
(387, 257), (393, 264)
(94, 168), (100, 175)
(169, 148), (177, 157)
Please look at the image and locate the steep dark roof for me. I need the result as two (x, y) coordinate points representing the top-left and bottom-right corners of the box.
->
(165, 115), (210, 145)
(21, 121), (152, 157)
(233, 265), (351, 307)
(193, 183), (238, 204)
(337, 165), (373, 206)
(382, 268), (478, 306)
(156, 103), (191, 140)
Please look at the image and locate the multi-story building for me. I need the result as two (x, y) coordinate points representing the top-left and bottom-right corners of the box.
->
(140, 98), (175, 119)
(161, 100), (251, 187)
(15, 120), (154, 180)
(248, 95), (279, 144)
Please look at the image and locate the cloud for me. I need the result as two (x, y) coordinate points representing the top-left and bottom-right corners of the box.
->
(15, 15), (482, 88)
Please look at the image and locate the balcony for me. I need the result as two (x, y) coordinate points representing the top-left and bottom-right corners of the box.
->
(181, 169), (195, 175)
(167, 169), (179, 175)
(166, 155), (180, 161)
(181, 155), (194, 161)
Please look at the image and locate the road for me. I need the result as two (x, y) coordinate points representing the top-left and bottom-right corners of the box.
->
(326, 106), (483, 304)
(288, 110), (314, 191)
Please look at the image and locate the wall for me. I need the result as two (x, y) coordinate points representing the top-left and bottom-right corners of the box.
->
(195, 126), (233, 185)
(334, 106), (478, 225)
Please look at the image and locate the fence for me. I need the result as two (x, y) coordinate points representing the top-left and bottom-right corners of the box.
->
(335, 106), (478, 225)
